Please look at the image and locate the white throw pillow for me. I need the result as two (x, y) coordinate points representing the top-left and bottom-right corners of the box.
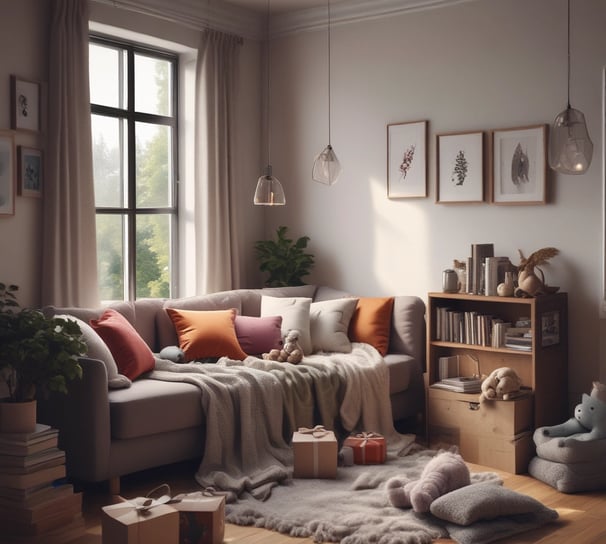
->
(260, 296), (312, 355)
(56, 314), (132, 389)
(310, 298), (358, 353)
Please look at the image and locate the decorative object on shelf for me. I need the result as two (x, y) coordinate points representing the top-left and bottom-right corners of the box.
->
(497, 270), (515, 297)
(0, 283), (85, 432)
(387, 120), (428, 198)
(10, 75), (41, 133)
(479, 367), (523, 402)
(254, 225), (314, 287)
(0, 131), (15, 216)
(253, 0), (285, 206)
(17, 146), (43, 198)
(453, 259), (466, 293)
(491, 125), (547, 205)
(515, 247), (560, 297)
(436, 131), (484, 203)
(312, 0), (342, 186)
(548, 0), (593, 174)
(442, 269), (458, 293)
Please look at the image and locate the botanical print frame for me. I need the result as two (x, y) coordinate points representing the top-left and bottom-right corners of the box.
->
(387, 120), (427, 198)
(10, 75), (41, 132)
(18, 146), (43, 198)
(0, 132), (15, 216)
(436, 131), (484, 203)
(491, 125), (547, 205)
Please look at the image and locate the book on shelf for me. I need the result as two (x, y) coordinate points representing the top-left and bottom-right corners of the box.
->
(431, 376), (483, 393)
(471, 243), (494, 294)
(0, 482), (74, 509)
(438, 356), (460, 381)
(484, 256), (512, 296)
(0, 451), (65, 475)
(0, 463), (66, 490)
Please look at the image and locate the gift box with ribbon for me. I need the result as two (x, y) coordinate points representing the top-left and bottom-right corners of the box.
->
(101, 485), (179, 544)
(292, 425), (338, 478)
(343, 431), (387, 464)
(172, 488), (226, 544)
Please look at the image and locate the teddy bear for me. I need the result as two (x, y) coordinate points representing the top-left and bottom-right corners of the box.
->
(386, 451), (470, 513)
(479, 367), (522, 402)
(536, 381), (606, 446)
(262, 329), (303, 364)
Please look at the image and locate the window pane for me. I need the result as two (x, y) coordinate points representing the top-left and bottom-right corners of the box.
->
(136, 122), (171, 208)
(135, 53), (172, 116)
(92, 114), (126, 208)
(96, 214), (125, 301)
(136, 214), (171, 298)
(89, 43), (125, 109)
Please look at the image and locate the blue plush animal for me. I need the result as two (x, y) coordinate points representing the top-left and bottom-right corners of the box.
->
(537, 382), (606, 447)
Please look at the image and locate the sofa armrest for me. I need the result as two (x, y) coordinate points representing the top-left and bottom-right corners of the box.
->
(38, 357), (111, 482)
(389, 296), (426, 370)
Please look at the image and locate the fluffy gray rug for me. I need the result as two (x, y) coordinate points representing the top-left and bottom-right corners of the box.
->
(225, 446), (502, 544)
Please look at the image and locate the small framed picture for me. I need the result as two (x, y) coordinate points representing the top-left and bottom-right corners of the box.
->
(10, 75), (41, 132)
(491, 125), (547, 205)
(0, 132), (16, 216)
(387, 120), (427, 198)
(436, 131), (484, 203)
(18, 147), (43, 198)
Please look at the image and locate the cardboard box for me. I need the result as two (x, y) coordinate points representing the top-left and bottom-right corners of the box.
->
(101, 501), (179, 544)
(292, 427), (337, 478)
(172, 492), (225, 544)
(343, 432), (386, 464)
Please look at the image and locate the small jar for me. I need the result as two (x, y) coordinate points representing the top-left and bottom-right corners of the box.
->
(442, 269), (459, 293)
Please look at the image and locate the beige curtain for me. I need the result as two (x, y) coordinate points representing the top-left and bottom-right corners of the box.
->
(42, 0), (99, 307)
(195, 29), (242, 294)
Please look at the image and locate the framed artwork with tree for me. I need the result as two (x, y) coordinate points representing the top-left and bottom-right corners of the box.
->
(436, 131), (485, 203)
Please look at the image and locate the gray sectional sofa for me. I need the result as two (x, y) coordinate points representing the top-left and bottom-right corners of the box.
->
(39, 285), (425, 492)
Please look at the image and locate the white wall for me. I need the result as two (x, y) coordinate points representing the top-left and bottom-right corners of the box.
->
(264, 0), (606, 404)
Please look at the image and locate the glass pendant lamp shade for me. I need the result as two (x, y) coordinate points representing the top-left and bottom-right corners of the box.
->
(549, 105), (593, 174)
(312, 144), (342, 185)
(254, 165), (285, 206)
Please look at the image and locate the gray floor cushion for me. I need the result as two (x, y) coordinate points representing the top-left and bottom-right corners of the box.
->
(528, 455), (606, 493)
(533, 429), (606, 464)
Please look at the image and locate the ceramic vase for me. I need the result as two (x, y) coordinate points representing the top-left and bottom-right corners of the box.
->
(497, 271), (515, 297)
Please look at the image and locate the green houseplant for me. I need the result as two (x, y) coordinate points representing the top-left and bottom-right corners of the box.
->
(0, 283), (85, 431)
(254, 226), (315, 287)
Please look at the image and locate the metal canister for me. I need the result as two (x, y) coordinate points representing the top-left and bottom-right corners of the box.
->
(442, 269), (459, 293)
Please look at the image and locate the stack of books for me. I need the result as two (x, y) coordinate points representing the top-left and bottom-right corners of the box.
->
(431, 376), (483, 393)
(504, 319), (533, 351)
(0, 423), (83, 542)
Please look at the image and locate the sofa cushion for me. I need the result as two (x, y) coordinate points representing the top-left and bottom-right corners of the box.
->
(310, 298), (358, 353)
(90, 308), (155, 381)
(166, 308), (247, 361)
(348, 297), (394, 356)
(234, 315), (283, 356)
(383, 353), (417, 394)
(108, 379), (203, 439)
(260, 296), (312, 355)
(390, 296), (426, 366)
(158, 291), (246, 349)
(58, 315), (131, 389)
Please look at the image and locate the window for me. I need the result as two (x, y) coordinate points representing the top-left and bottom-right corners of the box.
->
(89, 36), (178, 301)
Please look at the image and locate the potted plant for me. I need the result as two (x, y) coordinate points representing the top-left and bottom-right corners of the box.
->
(254, 226), (315, 287)
(0, 283), (85, 433)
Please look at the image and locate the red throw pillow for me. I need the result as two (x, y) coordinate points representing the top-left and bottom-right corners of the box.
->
(166, 308), (247, 361)
(234, 315), (283, 355)
(90, 308), (155, 380)
(348, 297), (394, 356)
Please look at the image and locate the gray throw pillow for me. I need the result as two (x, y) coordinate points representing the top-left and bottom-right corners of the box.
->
(57, 315), (131, 389)
(430, 482), (549, 526)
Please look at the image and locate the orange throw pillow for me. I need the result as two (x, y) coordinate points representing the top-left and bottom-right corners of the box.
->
(166, 308), (247, 361)
(348, 297), (394, 356)
(90, 308), (155, 380)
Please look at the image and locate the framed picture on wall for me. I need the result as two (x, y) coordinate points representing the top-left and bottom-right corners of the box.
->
(387, 120), (427, 198)
(0, 132), (16, 216)
(18, 146), (43, 198)
(436, 131), (484, 203)
(10, 75), (41, 132)
(491, 124), (547, 205)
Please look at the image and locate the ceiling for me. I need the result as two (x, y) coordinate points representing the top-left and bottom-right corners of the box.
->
(220, 0), (340, 14)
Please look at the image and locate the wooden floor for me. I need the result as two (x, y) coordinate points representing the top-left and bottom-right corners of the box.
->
(31, 456), (606, 544)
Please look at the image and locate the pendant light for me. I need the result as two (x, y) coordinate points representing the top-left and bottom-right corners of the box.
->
(312, 0), (342, 185)
(548, 0), (593, 174)
(254, 0), (286, 205)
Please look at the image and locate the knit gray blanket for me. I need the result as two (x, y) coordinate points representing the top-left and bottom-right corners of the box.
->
(149, 343), (415, 501)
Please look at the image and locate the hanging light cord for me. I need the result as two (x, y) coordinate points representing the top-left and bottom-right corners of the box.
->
(566, 0), (571, 109)
(327, 0), (332, 147)
(266, 0), (272, 170)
